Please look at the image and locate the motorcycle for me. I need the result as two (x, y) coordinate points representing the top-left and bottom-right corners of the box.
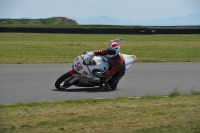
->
(55, 52), (136, 90)
(55, 38), (136, 90)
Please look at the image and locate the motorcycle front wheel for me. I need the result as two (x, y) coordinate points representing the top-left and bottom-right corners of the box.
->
(55, 72), (72, 90)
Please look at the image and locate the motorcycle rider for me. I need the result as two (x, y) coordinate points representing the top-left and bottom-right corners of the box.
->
(88, 38), (125, 90)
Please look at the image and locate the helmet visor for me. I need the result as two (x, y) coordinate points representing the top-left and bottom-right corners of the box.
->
(107, 49), (116, 55)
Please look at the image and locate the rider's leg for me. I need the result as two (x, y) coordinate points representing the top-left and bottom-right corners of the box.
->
(109, 71), (122, 90)
(109, 62), (126, 90)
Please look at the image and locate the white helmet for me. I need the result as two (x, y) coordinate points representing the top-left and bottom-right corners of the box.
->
(107, 42), (120, 58)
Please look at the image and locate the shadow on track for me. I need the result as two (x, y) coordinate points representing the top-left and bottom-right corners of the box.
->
(52, 87), (116, 93)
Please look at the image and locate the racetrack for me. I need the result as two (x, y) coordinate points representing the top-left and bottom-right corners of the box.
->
(0, 63), (200, 104)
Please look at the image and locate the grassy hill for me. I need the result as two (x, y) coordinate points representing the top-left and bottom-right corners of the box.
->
(0, 17), (78, 26)
(0, 17), (200, 28)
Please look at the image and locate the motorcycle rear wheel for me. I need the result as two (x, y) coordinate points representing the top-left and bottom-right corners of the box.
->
(55, 72), (72, 90)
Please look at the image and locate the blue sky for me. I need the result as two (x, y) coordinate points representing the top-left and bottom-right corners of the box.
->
(0, 0), (200, 21)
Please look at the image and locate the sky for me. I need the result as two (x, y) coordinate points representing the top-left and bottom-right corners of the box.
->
(0, 0), (200, 21)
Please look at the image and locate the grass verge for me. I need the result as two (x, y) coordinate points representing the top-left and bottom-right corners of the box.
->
(0, 94), (200, 133)
(0, 33), (200, 64)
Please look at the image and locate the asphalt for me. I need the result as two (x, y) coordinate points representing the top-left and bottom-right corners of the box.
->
(0, 63), (200, 104)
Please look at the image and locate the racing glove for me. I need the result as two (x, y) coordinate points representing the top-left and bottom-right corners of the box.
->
(87, 52), (94, 57)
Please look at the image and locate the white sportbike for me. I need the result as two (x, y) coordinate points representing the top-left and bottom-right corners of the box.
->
(55, 52), (136, 90)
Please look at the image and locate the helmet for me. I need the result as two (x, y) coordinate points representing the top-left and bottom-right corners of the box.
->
(107, 42), (120, 58)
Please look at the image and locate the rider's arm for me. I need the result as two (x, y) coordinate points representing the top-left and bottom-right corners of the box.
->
(93, 50), (107, 55)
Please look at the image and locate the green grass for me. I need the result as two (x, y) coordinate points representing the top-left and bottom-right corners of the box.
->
(1, 33), (200, 133)
(168, 88), (181, 98)
(0, 95), (200, 133)
(0, 33), (200, 64)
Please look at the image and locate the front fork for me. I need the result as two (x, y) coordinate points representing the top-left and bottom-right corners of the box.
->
(61, 69), (78, 88)
(68, 69), (79, 84)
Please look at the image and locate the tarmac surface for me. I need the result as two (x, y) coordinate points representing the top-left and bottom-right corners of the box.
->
(0, 63), (200, 104)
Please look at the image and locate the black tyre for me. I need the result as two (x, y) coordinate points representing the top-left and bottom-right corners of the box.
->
(55, 72), (72, 90)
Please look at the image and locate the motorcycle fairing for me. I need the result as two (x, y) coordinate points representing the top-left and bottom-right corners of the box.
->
(73, 54), (109, 79)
